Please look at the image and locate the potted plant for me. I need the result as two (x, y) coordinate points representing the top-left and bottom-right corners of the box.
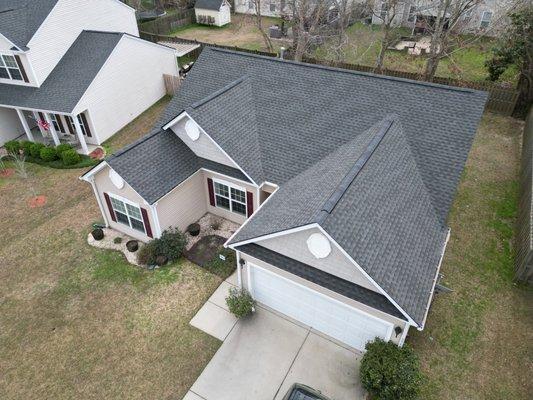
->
(91, 228), (104, 241)
(187, 223), (201, 236)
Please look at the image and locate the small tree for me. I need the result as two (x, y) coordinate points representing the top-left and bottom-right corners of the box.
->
(249, 0), (275, 52)
(360, 338), (422, 400)
(371, 0), (403, 73)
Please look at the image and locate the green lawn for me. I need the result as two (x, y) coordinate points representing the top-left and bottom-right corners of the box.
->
(409, 113), (532, 399)
(315, 22), (518, 83)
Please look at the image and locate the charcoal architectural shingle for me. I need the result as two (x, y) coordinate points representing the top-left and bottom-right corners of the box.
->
(195, 0), (225, 10)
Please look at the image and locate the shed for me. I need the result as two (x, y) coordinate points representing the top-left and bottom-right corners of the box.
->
(195, 0), (231, 27)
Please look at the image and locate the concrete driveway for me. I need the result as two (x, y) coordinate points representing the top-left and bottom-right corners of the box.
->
(184, 305), (365, 400)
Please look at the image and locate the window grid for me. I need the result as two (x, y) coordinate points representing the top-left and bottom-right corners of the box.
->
(110, 196), (146, 234)
(480, 11), (492, 28)
(50, 114), (63, 133)
(213, 181), (247, 216)
(0, 54), (23, 81)
(68, 115), (88, 136)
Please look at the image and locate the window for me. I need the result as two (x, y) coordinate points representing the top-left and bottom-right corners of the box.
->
(50, 114), (64, 133)
(67, 115), (88, 136)
(214, 180), (247, 216)
(463, 8), (473, 20)
(480, 11), (492, 28)
(407, 5), (416, 22)
(270, 1), (276, 12)
(0, 54), (23, 81)
(380, 2), (388, 20)
(248, 0), (254, 10)
(109, 196), (146, 233)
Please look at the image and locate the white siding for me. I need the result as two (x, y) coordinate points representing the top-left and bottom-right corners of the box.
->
(170, 117), (238, 169)
(0, 107), (24, 145)
(156, 171), (208, 232)
(0, 52), (37, 87)
(239, 252), (409, 345)
(0, 34), (15, 52)
(27, 0), (138, 85)
(93, 164), (155, 242)
(74, 36), (178, 144)
(258, 227), (379, 292)
(234, 0), (290, 17)
(195, 4), (231, 27)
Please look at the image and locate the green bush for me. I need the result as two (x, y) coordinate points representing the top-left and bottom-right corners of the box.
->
(61, 149), (81, 166)
(40, 146), (58, 162)
(360, 338), (422, 400)
(20, 141), (33, 156)
(204, 247), (236, 278)
(137, 228), (187, 266)
(4, 140), (20, 154)
(30, 143), (45, 158)
(55, 143), (73, 155)
(226, 287), (256, 318)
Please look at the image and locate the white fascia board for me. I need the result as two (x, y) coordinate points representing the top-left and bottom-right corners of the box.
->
(0, 103), (71, 115)
(226, 223), (318, 249)
(165, 111), (259, 187)
(79, 160), (109, 181)
(418, 227), (451, 330)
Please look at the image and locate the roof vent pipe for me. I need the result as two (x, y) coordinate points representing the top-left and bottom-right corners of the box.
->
(279, 47), (285, 60)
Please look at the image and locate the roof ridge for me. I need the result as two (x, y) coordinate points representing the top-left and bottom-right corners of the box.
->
(207, 47), (480, 95)
(315, 117), (396, 224)
(191, 75), (247, 109)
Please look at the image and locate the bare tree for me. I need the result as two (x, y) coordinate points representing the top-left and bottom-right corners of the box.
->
(249, 0), (275, 52)
(371, 0), (405, 73)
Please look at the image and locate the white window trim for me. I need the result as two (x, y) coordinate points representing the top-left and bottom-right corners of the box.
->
(67, 115), (88, 136)
(480, 11), (492, 27)
(108, 193), (146, 234)
(213, 178), (248, 216)
(50, 114), (64, 133)
(0, 53), (23, 81)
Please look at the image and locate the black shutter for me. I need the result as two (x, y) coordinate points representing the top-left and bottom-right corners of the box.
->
(14, 55), (29, 83)
(80, 113), (92, 137)
(246, 191), (254, 217)
(207, 178), (215, 206)
(65, 116), (74, 134)
(103, 193), (116, 222)
(55, 114), (65, 133)
(141, 208), (153, 238)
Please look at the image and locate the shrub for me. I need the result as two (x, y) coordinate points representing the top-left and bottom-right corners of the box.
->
(360, 338), (422, 400)
(61, 149), (81, 166)
(55, 143), (73, 155)
(4, 140), (20, 155)
(154, 227), (187, 262)
(29, 143), (45, 158)
(137, 241), (158, 265)
(39, 146), (58, 162)
(20, 141), (33, 156)
(226, 288), (256, 318)
(204, 247), (236, 278)
(113, 237), (123, 244)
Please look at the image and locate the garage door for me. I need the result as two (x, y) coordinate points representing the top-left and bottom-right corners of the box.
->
(250, 264), (393, 351)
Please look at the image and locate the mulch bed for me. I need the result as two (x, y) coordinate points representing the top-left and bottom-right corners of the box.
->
(28, 195), (47, 208)
(185, 235), (226, 267)
(0, 168), (14, 178)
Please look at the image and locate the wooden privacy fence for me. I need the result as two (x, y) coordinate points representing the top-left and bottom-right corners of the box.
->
(139, 9), (194, 35)
(163, 74), (182, 96)
(516, 106), (533, 284)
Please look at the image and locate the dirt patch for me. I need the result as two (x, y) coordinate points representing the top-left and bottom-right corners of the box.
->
(0, 168), (14, 178)
(28, 195), (47, 208)
(185, 235), (226, 267)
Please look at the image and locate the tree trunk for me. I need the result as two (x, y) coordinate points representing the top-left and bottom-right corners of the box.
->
(375, 27), (390, 73)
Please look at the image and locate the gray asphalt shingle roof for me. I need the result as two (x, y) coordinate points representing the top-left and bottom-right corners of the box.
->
(195, 0), (225, 10)
(0, 30), (123, 113)
(0, 0), (59, 49)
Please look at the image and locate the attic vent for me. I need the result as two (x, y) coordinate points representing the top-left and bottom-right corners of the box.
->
(185, 119), (200, 141)
(306, 233), (331, 259)
(109, 170), (124, 189)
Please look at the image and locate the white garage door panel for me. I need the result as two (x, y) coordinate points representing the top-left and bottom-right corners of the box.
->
(250, 265), (393, 351)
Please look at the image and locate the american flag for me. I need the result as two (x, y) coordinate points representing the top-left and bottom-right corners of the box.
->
(37, 119), (50, 131)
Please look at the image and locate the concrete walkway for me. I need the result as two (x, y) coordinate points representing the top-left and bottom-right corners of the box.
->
(186, 273), (365, 400)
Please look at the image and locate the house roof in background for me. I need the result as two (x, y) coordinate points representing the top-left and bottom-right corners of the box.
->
(195, 0), (225, 11)
(0, 30), (123, 113)
(0, 0), (59, 49)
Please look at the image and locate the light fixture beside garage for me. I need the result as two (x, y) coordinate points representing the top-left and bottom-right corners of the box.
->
(109, 169), (124, 190)
(184, 119), (200, 141)
(306, 233), (331, 259)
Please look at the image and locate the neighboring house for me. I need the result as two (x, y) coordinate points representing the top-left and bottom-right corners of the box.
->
(0, 0), (179, 152)
(195, 0), (232, 27)
(82, 47), (486, 352)
(371, 0), (512, 36)
(234, 0), (290, 17)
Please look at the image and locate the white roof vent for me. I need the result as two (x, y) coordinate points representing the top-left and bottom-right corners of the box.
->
(185, 119), (200, 141)
(306, 233), (331, 259)
(109, 169), (124, 190)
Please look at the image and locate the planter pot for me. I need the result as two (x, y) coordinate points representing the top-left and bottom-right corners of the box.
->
(91, 228), (104, 241)
(156, 255), (168, 266)
(126, 240), (139, 252)
(187, 223), (201, 237)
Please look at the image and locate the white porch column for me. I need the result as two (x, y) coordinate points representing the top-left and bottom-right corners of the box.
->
(32, 111), (45, 134)
(44, 113), (60, 146)
(72, 114), (89, 155)
(16, 109), (34, 142)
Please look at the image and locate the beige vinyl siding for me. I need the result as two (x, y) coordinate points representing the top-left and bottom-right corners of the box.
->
(156, 171), (208, 232)
(93, 164), (154, 242)
(239, 252), (408, 345)
(169, 118), (238, 169)
(0, 107), (24, 145)
(203, 170), (256, 225)
(73, 35), (178, 144)
(258, 227), (379, 292)
(27, 0), (138, 85)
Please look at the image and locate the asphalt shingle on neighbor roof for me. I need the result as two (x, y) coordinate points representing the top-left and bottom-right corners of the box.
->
(237, 243), (406, 320)
(159, 47), (487, 223)
(106, 129), (250, 204)
(0, 30), (123, 113)
(195, 0), (225, 10)
(231, 117), (448, 325)
(0, 0), (59, 49)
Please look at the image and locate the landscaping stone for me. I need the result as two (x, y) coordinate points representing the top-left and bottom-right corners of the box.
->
(87, 228), (143, 266)
(185, 213), (238, 251)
